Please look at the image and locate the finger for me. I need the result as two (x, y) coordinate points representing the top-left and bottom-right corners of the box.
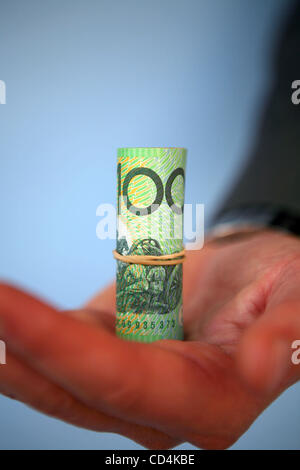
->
(67, 309), (115, 332)
(85, 283), (115, 314)
(0, 284), (189, 440)
(237, 300), (300, 393)
(0, 284), (178, 448)
(0, 351), (118, 430)
(0, 350), (177, 449)
(0, 283), (249, 448)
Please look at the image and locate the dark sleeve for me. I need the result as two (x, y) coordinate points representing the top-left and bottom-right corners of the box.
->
(214, 1), (300, 221)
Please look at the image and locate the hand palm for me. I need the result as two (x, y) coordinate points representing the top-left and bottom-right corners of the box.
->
(1, 231), (300, 449)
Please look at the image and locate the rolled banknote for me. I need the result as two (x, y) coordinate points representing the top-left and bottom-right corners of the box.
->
(116, 147), (186, 342)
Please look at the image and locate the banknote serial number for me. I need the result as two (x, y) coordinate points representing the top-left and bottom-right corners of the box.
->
(116, 319), (177, 329)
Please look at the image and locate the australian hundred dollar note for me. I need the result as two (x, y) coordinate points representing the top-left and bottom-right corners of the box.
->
(116, 147), (186, 342)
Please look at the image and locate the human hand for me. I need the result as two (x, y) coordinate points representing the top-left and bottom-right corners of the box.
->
(0, 230), (300, 449)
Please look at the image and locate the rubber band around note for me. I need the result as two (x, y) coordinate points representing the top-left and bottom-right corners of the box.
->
(113, 249), (185, 266)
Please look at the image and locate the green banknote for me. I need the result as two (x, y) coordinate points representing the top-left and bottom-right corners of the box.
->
(116, 147), (186, 342)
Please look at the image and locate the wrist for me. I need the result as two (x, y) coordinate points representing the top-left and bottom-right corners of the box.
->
(209, 204), (300, 242)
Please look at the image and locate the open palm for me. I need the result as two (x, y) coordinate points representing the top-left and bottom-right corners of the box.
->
(1, 230), (300, 449)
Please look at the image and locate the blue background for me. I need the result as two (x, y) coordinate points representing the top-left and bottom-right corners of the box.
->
(0, 0), (299, 449)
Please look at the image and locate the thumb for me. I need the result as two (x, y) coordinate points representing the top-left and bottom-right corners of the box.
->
(237, 300), (300, 394)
